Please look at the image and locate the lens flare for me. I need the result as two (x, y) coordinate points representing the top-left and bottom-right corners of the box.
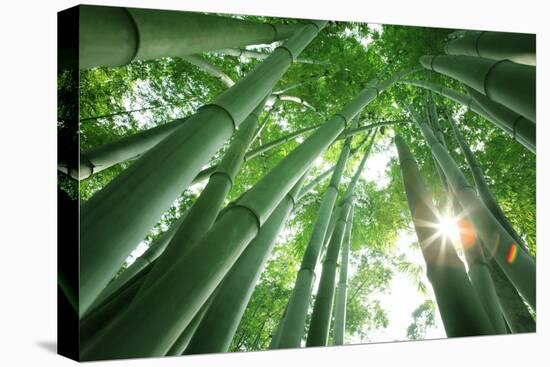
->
(456, 218), (477, 249)
(435, 214), (460, 242)
(507, 243), (518, 264)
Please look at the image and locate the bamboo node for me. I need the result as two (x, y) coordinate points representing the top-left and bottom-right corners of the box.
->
(482, 59), (509, 100)
(124, 8), (142, 63)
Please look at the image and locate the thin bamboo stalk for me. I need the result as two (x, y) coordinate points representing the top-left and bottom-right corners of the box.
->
(332, 206), (353, 345)
(307, 134), (375, 346)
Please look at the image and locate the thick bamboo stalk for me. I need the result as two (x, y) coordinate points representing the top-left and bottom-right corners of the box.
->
(210, 47), (327, 65)
(394, 135), (495, 337)
(445, 31), (536, 66)
(85, 213), (185, 315)
(80, 264), (151, 351)
(419, 55), (535, 121)
(184, 173), (308, 354)
(332, 206), (353, 345)
(453, 198), (507, 334)
(135, 101), (267, 298)
(487, 257), (536, 333)
(468, 88), (535, 152)
(79, 21), (326, 319)
(411, 111), (536, 310)
(77, 5), (303, 69)
(165, 293), (216, 356)
(447, 113), (530, 253)
(402, 80), (535, 153)
(307, 135), (375, 347)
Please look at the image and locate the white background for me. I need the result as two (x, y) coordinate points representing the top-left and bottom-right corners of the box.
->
(0, 0), (547, 366)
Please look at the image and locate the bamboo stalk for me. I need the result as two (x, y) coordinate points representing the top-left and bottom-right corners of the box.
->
(445, 31), (535, 66)
(77, 6), (304, 69)
(184, 173), (309, 354)
(419, 55), (535, 122)
(332, 206), (353, 345)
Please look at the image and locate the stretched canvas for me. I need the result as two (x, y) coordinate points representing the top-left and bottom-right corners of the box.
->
(57, 3), (536, 362)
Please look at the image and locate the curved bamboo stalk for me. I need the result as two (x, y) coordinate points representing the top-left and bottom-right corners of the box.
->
(134, 100), (267, 298)
(76, 6), (303, 69)
(394, 135), (495, 337)
(468, 88), (535, 152)
(210, 47), (328, 65)
(78, 21), (326, 321)
(307, 134), (375, 347)
(332, 206), (353, 345)
(445, 31), (535, 66)
(419, 55), (535, 122)
(183, 173), (309, 354)
(401, 80), (535, 153)
(410, 107), (536, 311)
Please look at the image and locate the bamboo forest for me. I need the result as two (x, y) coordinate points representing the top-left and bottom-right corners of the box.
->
(57, 5), (536, 361)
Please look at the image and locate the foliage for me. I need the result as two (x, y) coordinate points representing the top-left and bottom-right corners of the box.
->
(406, 300), (436, 340)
